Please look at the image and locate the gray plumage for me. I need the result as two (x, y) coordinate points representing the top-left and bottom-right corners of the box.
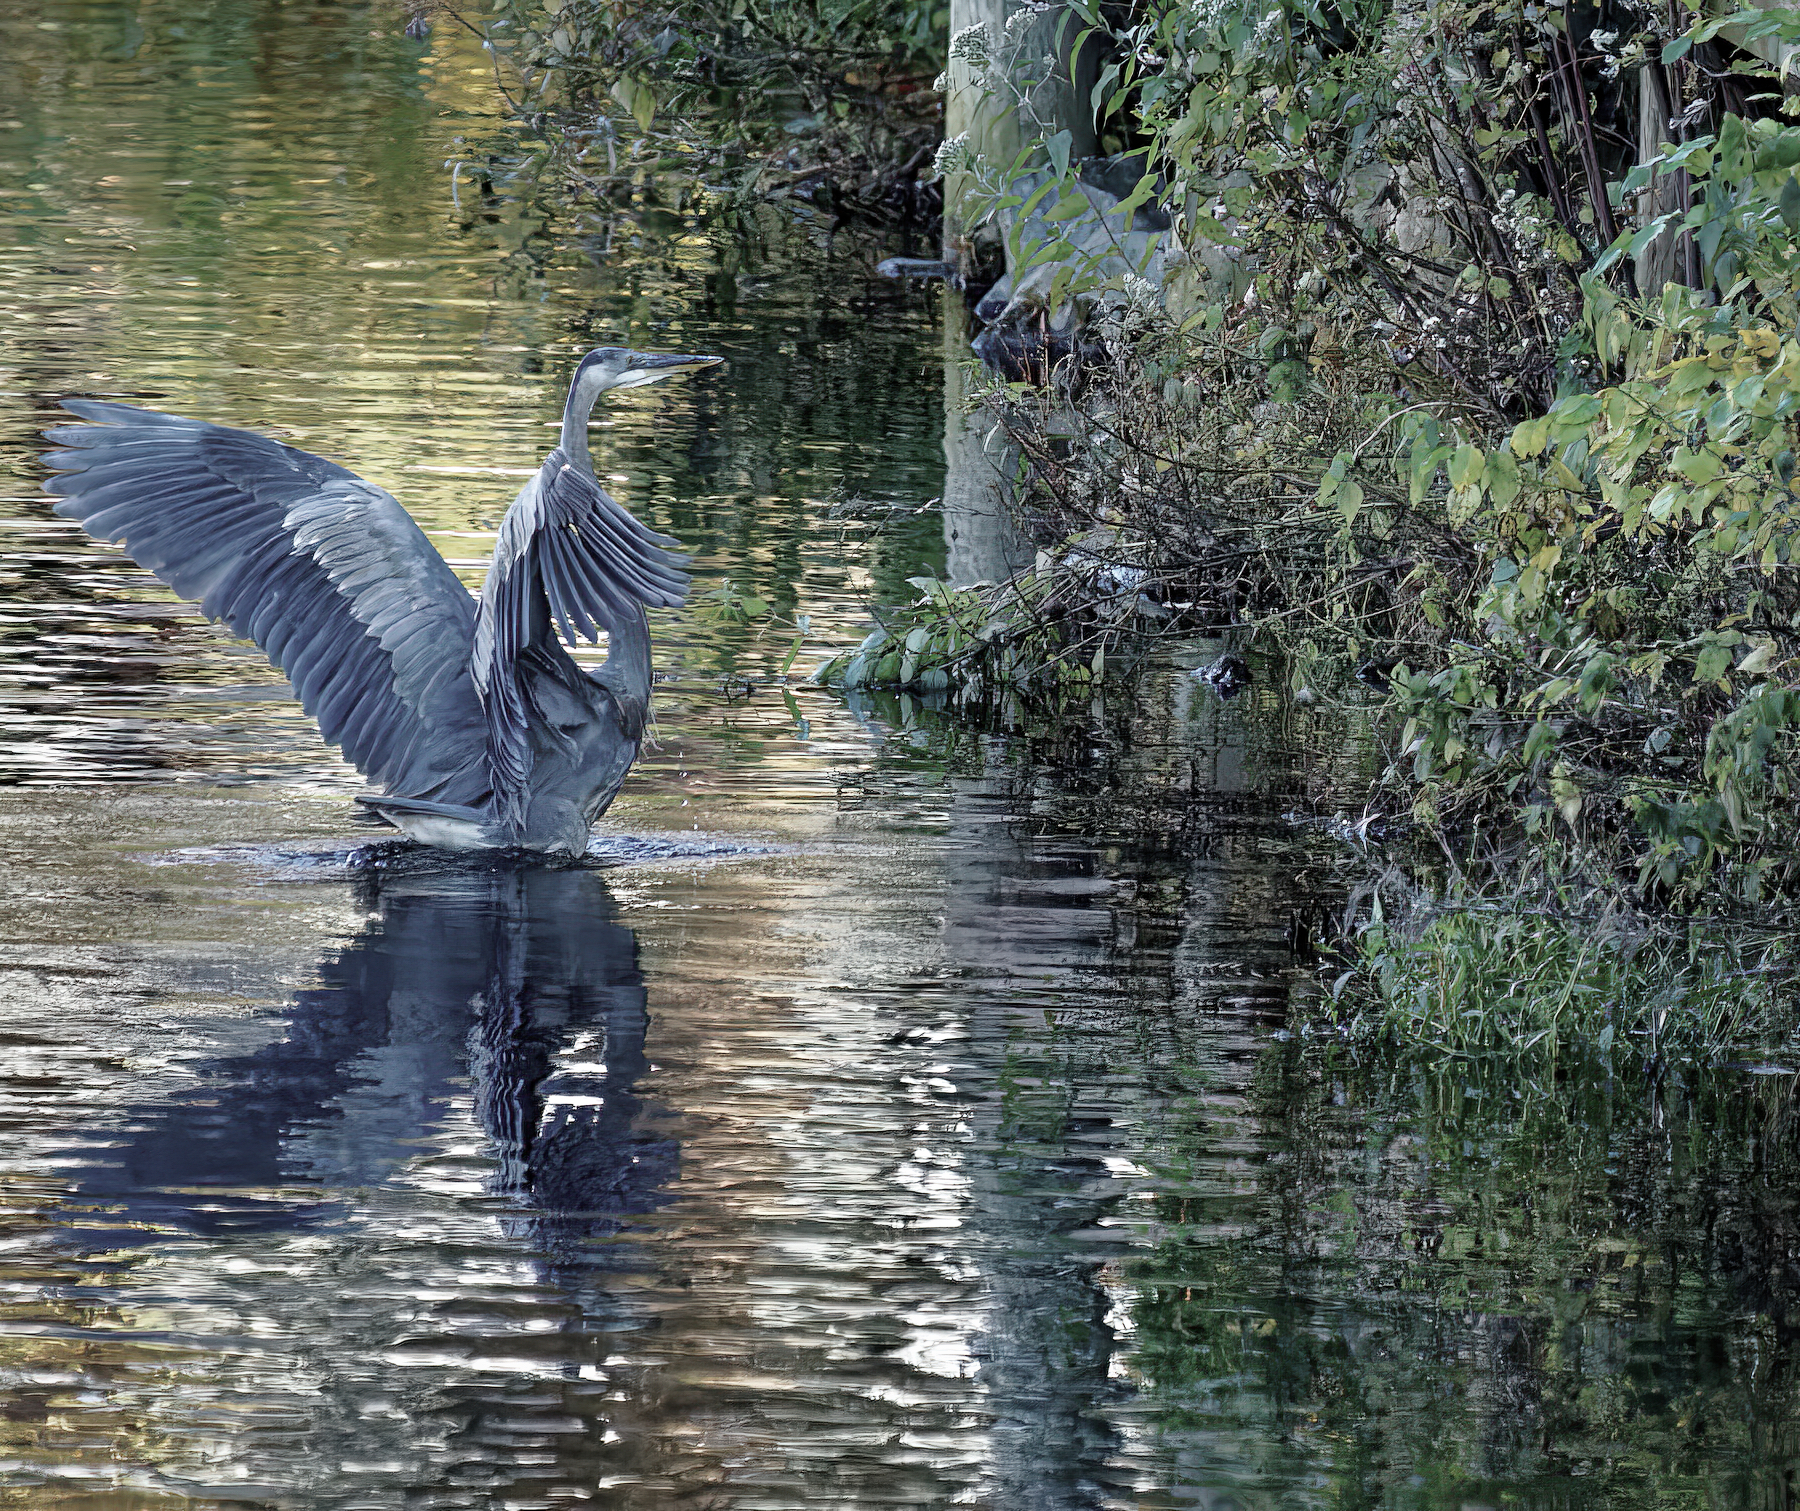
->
(42, 347), (721, 854)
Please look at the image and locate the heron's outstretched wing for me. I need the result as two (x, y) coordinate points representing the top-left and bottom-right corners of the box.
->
(472, 446), (690, 814)
(42, 400), (490, 801)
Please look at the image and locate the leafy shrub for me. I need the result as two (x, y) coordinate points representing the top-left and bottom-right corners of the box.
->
(1364, 114), (1800, 898)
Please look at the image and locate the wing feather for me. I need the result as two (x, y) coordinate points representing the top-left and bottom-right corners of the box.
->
(43, 401), (489, 801)
(471, 448), (690, 827)
(538, 535), (586, 644)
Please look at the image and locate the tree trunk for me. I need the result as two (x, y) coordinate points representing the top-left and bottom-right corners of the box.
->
(1634, 62), (1684, 295)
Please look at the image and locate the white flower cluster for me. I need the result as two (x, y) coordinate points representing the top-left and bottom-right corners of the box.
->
(931, 133), (974, 181)
(1004, 7), (1044, 46)
(1587, 26), (1632, 79)
(948, 22), (993, 70)
(1186, 0), (1236, 28)
(1122, 271), (1161, 310)
(1102, 271), (1169, 356)
(1493, 188), (1557, 266)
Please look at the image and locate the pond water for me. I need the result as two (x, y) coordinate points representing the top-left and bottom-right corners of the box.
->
(1, 3), (1799, 1508)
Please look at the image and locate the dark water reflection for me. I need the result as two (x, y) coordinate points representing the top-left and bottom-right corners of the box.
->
(69, 865), (667, 1249)
(2, 1), (1800, 1507)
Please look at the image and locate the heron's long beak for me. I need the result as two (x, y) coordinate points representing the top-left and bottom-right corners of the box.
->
(617, 351), (724, 387)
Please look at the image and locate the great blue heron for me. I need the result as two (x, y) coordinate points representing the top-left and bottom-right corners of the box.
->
(43, 347), (722, 854)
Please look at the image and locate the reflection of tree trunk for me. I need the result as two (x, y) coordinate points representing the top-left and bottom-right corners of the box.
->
(937, 745), (1122, 1508)
(930, 702), (1303, 1506)
(943, 296), (1032, 586)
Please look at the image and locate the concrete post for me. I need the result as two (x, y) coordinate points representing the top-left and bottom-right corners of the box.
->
(942, 0), (1098, 270)
(942, 295), (1032, 587)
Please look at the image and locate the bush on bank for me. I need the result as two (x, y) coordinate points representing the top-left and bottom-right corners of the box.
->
(911, 0), (1800, 1050)
(981, 0), (1800, 888)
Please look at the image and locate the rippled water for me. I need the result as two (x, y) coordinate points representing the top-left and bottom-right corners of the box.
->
(3, 3), (1800, 1508)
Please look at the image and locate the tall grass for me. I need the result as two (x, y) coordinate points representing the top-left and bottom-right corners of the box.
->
(1336, 893), (1800, 1061)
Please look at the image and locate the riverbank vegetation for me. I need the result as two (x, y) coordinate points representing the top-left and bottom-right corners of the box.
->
(491, 0), (1800, 1061)
(910, 0), (1800, 1060)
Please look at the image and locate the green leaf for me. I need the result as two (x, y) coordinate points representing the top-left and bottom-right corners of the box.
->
(1627, 214), (1677, 260)
(1042, 192), (1093, 223)
(1551, 393), (1603, 427)
(1672, 444), (1722, 483)
(1089, 62), (1120, 111)
(1719, 112), (1751, 177)
(1045, 128), (1073, 181)
(1739, 637), (1781, 675)
(1512, 416), (1551, 457)
(1781, 174), (1800, 233)
(611, 73), (656, 131)
(1694, 645), (1732, 684)
(1487, 447), (1521, 506)
(1448, 443), (1484, 489)
(1667, 358), (1717, 396)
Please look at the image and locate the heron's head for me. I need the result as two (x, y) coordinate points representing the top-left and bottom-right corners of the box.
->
(574, 346), (724, 394)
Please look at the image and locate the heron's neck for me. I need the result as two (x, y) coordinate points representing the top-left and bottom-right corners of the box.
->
(559, 377), (605, 475)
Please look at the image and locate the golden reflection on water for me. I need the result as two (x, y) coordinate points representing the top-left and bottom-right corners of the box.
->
(2, 4), (1799, 1510)
(0, 755), (1297, 1509)
(0, 0), (945, 800)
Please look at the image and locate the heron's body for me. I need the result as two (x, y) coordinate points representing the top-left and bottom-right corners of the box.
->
(42, 347), (720, 855)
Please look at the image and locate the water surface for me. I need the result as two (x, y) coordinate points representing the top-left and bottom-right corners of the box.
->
(0, 3), (1797, 1508)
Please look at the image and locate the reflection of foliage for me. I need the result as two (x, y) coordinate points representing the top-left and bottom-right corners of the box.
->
(517, 194), (951, 685)
(1333, 875), (1798, 1058)
(482, 0), (946, 213)
(695, 577), (773, 624)
(1125, 1040), (1800, 1503)
(810, 691), (1800, 1502)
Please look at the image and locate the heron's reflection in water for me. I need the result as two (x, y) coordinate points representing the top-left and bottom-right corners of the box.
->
(78, 862), (675, 1255)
